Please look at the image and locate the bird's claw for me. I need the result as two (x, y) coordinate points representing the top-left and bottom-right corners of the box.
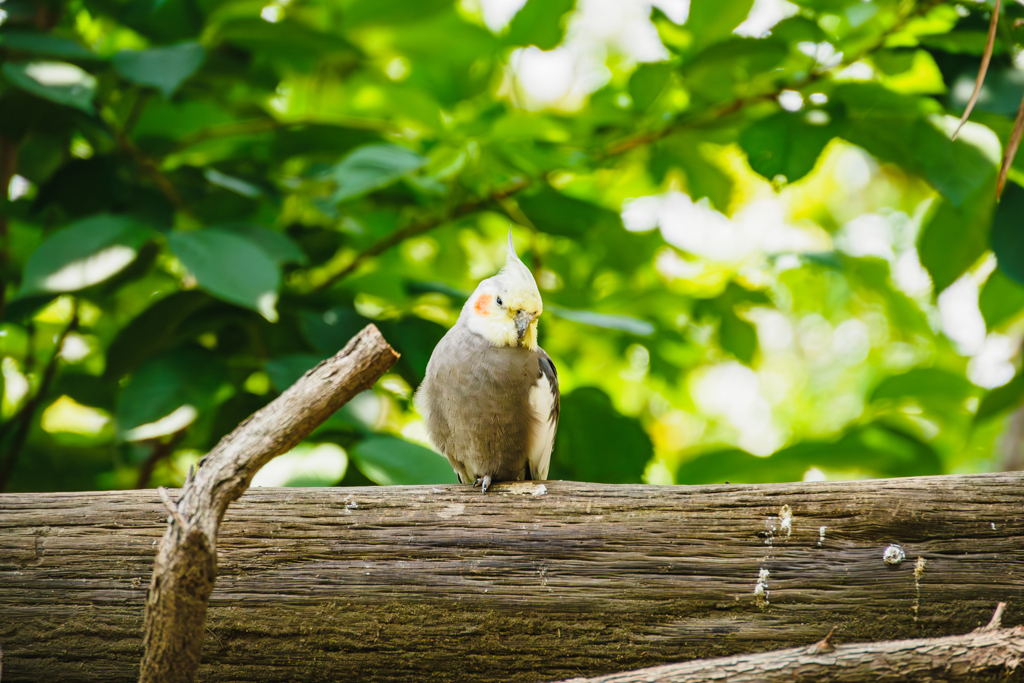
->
(473, 475), (492, 494)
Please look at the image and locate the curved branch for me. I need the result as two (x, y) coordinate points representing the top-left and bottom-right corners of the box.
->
(139, 324), (399, 683)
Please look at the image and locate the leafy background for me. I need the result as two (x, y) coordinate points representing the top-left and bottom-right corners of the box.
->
(2, 0), (1024, 493)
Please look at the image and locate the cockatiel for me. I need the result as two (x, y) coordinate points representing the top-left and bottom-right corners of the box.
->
(416, 232), (559, 493)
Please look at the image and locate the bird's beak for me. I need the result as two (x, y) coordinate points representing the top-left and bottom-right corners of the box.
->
(514, 310), (536, 340)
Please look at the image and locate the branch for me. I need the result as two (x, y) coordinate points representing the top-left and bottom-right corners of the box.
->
(135, 429), (187, 489)
(0, 301), (79, 491)
(0, 135), (18, 323)
(556, 604), (1022, 683)
(313, 177), (531, 291)
(138, 324), (399, 683)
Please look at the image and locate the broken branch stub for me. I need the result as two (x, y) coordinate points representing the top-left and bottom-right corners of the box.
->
(138, 325), (399, 683)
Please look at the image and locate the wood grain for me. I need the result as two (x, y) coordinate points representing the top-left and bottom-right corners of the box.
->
(1, 473), (1023, 682)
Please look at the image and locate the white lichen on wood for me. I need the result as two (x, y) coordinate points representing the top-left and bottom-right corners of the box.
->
(818, 526), (827, 547)
(913, 556), (927, 620)
(883, 544), (905, 565)
(778, 505), (792, 537)
(754, 568), (770, 610)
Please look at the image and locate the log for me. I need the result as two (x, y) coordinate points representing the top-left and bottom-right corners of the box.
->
(138, 324), (399, 683)
(1, 473), (1023, 682)
(557, 605), (1024, 682)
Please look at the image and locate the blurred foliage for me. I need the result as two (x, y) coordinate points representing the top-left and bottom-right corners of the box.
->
(2, 0), (1024, 493)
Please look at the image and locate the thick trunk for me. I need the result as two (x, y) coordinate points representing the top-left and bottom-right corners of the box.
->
(1, 473), (1022, 682)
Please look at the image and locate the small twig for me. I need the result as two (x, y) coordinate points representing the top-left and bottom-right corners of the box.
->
(102, 108), (190, 215)
(997, 93), (1024, 199)
(135, 429), (188, 489)
(157, 486), (189, 531)
(0, 135), (18, 323)
(978, 602), (1008, 632)
(0, 301), (79, 491)
(124, 90), (151, 137)
(174, 116), (395, 150)
(953, 0), (1001, 141)
(809, 625), (839, 654)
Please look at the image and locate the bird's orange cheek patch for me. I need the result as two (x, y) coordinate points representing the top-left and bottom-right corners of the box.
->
(474, 294), (492, 315)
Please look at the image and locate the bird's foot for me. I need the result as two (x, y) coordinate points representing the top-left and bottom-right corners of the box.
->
(473, 475), (492, 494)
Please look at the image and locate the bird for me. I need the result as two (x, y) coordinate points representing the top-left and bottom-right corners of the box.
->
(416, 231), (559, 494)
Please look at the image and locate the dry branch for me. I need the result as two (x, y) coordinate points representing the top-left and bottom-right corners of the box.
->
(138, 324), (399, 683)
(1, 473), (1023, 682)
(556, 603), (1023, 682)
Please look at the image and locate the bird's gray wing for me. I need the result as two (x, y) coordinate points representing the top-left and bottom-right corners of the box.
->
(527, 348), (559, 481)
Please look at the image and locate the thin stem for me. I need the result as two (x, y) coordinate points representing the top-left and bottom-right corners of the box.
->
(135, 430), (188, 489)
(0, 301), (80, 491)
(0, 136), (17, 323)
(313, 177), (532, 291)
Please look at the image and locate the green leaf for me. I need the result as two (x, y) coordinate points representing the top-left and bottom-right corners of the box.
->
(505, 0), (575, 50)
(215, 18), (360, 69)
(687, 0), (756, 50)
(264, 354), (327, 392)
(919, 192), (994, 293)
(991, 183), (1024, 287)
(628, 62), (673, 110)
(975, 372), (1024, 424)
(550, 387), (652, 484)
(517, 185), (621, 237)
(341, 0), (453, 26)
(979, 267), (1024, 330)
(719, 310), (757, 364)
(682, 39), (788, 103)
(650, 133), (734, 211)
(838, 89), (996, 207)
(117, 347), (228, 438)
(870, 368), (977, 405)
(2, 61), (97, 113)
(113, 42), (205, 98)
(0, 31), (96, 60)
(349, 436), (454, 485)
(167, 229), (282, 321)
(105, 291), (212, 379)
(547, 305), (655, 336)
(739, 111), (838, 183)
(217, 224), (308, 266)
(326, 144), (428, 203)
(19, 214), (154, 296)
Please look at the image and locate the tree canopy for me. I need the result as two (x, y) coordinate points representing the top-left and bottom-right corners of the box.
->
(2, 0), (1023, 493)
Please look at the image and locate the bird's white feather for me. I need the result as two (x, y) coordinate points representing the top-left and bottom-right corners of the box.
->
(527, 372), (556, 481)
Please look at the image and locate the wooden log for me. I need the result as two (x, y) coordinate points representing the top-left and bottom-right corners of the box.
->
(557, 605), (1024, 682)
(1, 473), (1023, 682)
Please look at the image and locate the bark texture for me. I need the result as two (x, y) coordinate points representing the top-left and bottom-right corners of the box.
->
(138, 324), (398, 683)
(1, 473), (1022, 682)
(558, 606), (1023, 682)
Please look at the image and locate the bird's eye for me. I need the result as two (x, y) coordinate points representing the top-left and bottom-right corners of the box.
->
(496, 296), (503, 306)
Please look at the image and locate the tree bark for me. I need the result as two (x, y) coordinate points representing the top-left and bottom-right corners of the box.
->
(138, 324), (399, 683)
(1, 473), (1022, 682)
(557, 605), (1024, 682)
